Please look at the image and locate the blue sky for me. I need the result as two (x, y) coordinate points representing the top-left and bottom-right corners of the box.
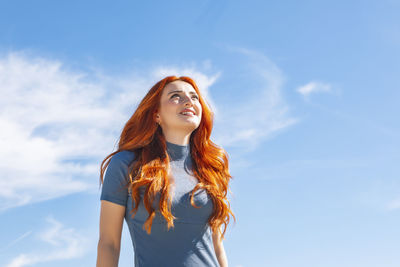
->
(0, 0), (399, 266)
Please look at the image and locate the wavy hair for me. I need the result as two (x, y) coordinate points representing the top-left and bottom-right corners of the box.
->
(99, 75), (235, 240)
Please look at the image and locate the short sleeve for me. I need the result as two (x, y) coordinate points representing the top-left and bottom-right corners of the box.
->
(100, 150), (136, 206)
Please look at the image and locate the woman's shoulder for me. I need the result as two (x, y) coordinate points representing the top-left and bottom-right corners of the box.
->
(110, 150), (138, 166)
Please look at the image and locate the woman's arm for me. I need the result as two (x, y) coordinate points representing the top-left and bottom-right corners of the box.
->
(212, 228), (228, 267)
(96, 200), (126, 267)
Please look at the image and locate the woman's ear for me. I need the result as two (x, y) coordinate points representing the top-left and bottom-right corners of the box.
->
(155, 113), (161, 124)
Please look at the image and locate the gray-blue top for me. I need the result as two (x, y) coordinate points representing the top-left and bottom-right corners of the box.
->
(100, 141), (220, 267)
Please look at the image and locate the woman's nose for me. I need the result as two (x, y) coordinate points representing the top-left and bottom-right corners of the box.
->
(183, 95), (194, 105)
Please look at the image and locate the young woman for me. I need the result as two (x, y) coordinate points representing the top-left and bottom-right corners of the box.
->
(96, 76), (235, 267)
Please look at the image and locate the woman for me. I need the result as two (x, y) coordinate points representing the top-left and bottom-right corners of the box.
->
(96, 76), (235, 267)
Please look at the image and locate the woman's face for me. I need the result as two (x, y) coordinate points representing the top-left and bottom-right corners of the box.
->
(155, 80), (202, 135)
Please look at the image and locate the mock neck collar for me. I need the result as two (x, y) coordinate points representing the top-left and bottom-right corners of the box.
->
(166, 141), (190, 161)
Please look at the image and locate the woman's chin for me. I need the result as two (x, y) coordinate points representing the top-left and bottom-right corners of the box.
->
(178, 115), (199, 123)
(178, 120), (200, 129)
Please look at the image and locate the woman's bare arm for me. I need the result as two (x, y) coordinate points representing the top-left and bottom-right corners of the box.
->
(212, 228), (228, 267)
(96, 200), (126, 267)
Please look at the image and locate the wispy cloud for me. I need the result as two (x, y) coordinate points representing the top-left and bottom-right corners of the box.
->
(211, 46), (299, 150)
(296, 81), (332, 101)
(1, 231), (32, 252)
(5, 216), (90, 267)
(0, 51), (121, 211)
(386, 197), (400, 211)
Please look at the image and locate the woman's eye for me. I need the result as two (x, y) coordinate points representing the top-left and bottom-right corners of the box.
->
(170, 94), (180, 99)
(170, 94), (199, 100)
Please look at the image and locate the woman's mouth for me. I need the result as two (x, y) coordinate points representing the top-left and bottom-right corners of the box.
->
(180, 111), (195, 116)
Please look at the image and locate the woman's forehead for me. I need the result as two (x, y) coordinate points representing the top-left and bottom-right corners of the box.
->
(164, 80), (195, 93)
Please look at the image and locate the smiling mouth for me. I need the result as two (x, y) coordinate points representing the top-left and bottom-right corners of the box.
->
(179, 111), (196, 116)
(180, 113), (195, 117)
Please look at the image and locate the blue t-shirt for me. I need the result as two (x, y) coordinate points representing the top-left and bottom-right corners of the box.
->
(100, 141), (220, 267)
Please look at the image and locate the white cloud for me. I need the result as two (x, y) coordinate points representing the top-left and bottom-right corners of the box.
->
(386, 197), (400, 211)
(1, 231), (32, 252)
(0, 52), (125, 211)
(211, 46), (299, 150)
(296, 81), (332, 97)
(5, 216), (90, 267)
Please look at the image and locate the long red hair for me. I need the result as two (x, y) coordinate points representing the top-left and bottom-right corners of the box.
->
(99, 75), (235, 240)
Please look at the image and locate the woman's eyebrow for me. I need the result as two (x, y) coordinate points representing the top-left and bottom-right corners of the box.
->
(167, 90), (198, 95)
